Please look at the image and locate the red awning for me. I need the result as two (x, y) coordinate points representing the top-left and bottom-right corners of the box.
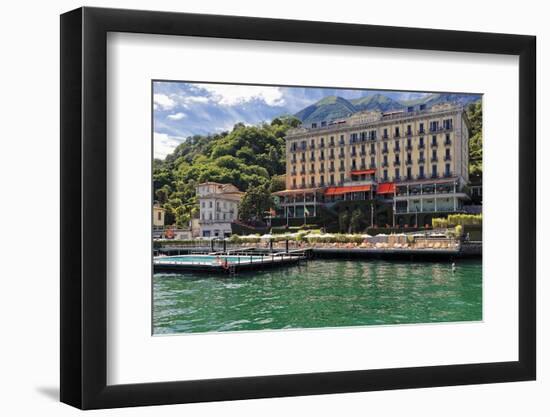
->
(324, 185), (371, 196)
(350, 169), (376, 176)
(377, 182), (396, 194)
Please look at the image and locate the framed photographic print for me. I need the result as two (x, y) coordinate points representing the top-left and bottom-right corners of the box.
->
(60, 6), (536, 409)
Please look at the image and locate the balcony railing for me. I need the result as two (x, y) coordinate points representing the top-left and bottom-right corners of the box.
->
(369, 163), (376, 169)
(339, 166), (345, 172)
(405, 144), (412, 151)
(329, 142), (335, 147)
(431, 142), (438, 148)
(329, 167), (335, 172)
(382, 161), (389, 168)
(406, 130), (413, 136)
(431, 157), (438, 162)
(394, 146), (400, 152)
(444, 172), (453, 177)
(444, 155), (451, 161)
(382, 147), (389, 154)
(418, 158), (426, 164)
(417, 174), (426, 179)
(418, 129), (425, 134)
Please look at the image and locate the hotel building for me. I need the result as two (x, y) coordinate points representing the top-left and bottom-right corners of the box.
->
(197, 182), (244, 237)
(274, 102), (471, 226)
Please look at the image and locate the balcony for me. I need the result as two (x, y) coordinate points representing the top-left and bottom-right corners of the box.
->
(431, 173), (438, 179)
(395, 176), (401, 182)
(418, 129), (425, 134)
(394, 133), (400, 138)
(382, 161), (389, 168)
(418, 143), (425, 150)
(382, 147), (389, 154)
(319, 143), (325, 148)
(406, 130), (413, 136)
(350, 152), (357, 157)
(444, 155), (451, 161)
(329, 154), (335, 160)
(308, 169), (315, 174)
(406, 159), (413, 165)
(393, 160), (401, 167)
(339, 141), (345, 147)
(417, 174), (426, 180)
(338, 153), (345, 158)
(405, 144), (412, 151)
(300, 171), (306, 175)
(339, 166), (345, 172)
(431, 156), (438, 162)
(329, 167), (335, 172)
(383, 134), (389, 139)
(369, 163), (376, 169)
(359, 151), (366, 156)
(359, 164), (367, 170)
(394, 146), (400, 152)
(444, 139), (452, 146)
(430, 142), (438, 148)
(309, 144), (315, 149)
(418, 158), (426, 164)
(329, 142), (335, 147)
(310, 156), (316, 161)
(319, 155), (325, 161)
(444, 172), (453, 177)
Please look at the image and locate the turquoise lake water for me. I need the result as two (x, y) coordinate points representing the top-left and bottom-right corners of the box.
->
(153, 258), (482, 334)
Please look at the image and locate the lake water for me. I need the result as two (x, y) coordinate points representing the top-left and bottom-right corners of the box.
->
(153, 259), (482, 334)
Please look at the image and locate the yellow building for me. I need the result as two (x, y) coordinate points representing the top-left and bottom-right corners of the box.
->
(275, 102), (471, 226)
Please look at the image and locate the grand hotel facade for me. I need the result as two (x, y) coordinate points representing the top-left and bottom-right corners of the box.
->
(273, 102), (472, 227)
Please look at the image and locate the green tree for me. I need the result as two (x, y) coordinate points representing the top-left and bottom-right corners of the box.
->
(338, 211), (350, 233)
(238, 185), (274, 223)
(349, 208), (364, 233)
(467, 101), (483, 182)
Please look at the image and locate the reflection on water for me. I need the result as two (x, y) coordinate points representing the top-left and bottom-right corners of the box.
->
(153, 259), (482, 334)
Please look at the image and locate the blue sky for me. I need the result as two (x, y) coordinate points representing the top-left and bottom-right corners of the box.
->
(153, 81), (430, 159)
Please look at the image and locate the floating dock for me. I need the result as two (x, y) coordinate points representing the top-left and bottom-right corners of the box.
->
(153, 249), (310, 274)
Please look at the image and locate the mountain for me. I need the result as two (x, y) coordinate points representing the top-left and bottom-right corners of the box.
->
(350, 93), (404, 113)
(294, 95), (357, 126)
(294, 92), (480, 125)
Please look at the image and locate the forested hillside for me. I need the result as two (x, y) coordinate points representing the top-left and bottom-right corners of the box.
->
(153, 116), (299, 227)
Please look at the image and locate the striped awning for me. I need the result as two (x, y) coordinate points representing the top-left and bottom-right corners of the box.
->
(325, 185), (371, 196)
(350, 169), (376, 176)
(377, 182), (396, 194)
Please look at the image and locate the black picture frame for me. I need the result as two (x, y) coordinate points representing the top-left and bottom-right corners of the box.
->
(60, 6), (536, 410)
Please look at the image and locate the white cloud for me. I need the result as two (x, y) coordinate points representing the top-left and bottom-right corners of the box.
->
(153, 132), (186, 159)
(198, 85), (285, 106)
(153, 93), (176, 110)
(167, 112), (187, 120)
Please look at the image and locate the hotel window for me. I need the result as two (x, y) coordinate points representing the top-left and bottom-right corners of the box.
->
(383, 128), (388, 138)
(157, 211), (162, 221)
(301, 178), (306, 187)
(330, 136), (334, 146)
(429, 121), (439, 132)
(292, 178), (296, 188)
(310, 139), (315, 148)
(352, 160), (356, 169)
(311, 177), (315, 186)
(370, 156), (375, 167)
(394, 140), (400, 151)
(320, 150), (325, 159)
(339, 161), (344, 170)
(407, 152), (412, 163)
(320, 137), (324, 147)
(209, 201), (212, 208)
(383, 155), (388, 165)
(445, 133), (451, 145)
(321, 162), (325, 171)
(445, 163), (451, 176)
(407, 167), (412, 179)
(445, 148), (451, 160)
(330, 174), (334, 185)
(395, 168), (400, 180)
(432, 164), (437, 178)
(406, 138), (412, 149)
(310, 150), (315, 160)
(443, 118), (453, 129)
(351, 146), (356, 156)
(209, 212), (212, 220)
(339, 135), (345, 145)
(383, 169), (388, 181)
(419, 122), (425, 133)
(311, 163), (315, 172)
(370, 143), (375, 153)
(330, 161), (334, 170)
(394, 127), (400, 137)
(432, 149), (437, 160)
(361, 144), (365, 155)
(407, 124), (412, 135)
(201, 202), (205, 208)
(361, 157), (365, 168)
(340, 173), (344, 184)
(420, 104), (426, 111)
(419, 165), (425, 178)
(419, 137), (424, 148)
(301, 140), (306, 150)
